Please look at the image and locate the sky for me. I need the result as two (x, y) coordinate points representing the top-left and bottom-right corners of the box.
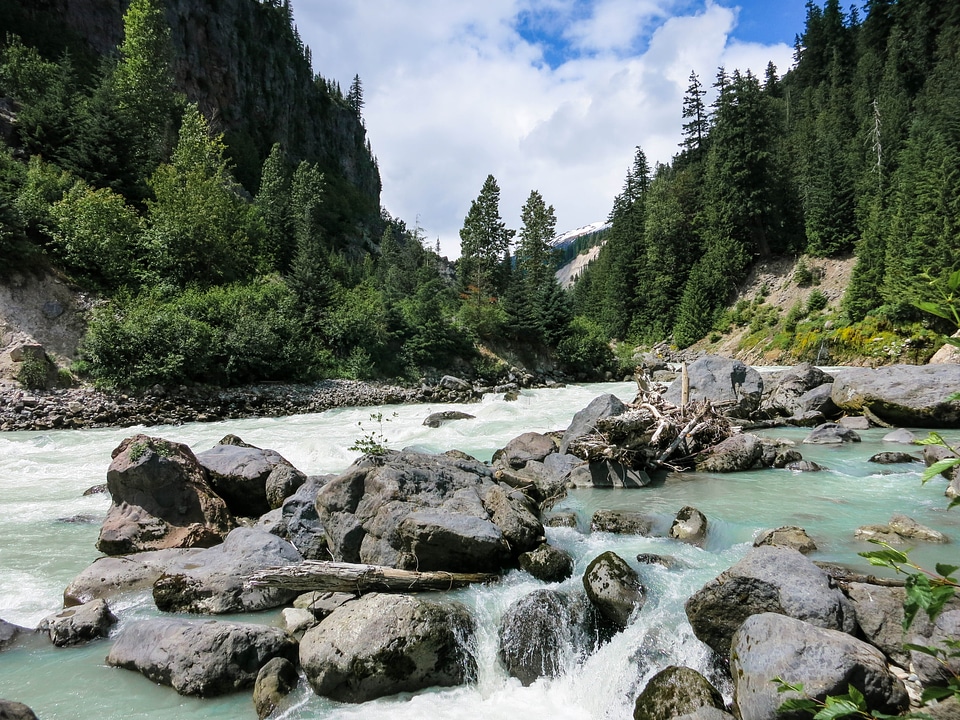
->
(293, 0), (809, 258)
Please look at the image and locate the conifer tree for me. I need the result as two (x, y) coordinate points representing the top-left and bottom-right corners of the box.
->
(347, 74), (364, 117)
(255, 143), (294, 271)
(458, 174), (514, 300)
(680, 71), (707, 156)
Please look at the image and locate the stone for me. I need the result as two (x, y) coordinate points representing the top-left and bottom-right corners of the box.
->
(293, 591), (355, 620)
(299, 592), (475, 703)
(152, 527), (302, 614)
(731, 613), (908, 720)
(264, 463), (308, 511)
(439, 375), (471, 392)
(314, 450), (542, 573)
(795, 383), (838, 417)
(633, 665), (725, 720)
(883, 428), (919, 444)
(753, 526), (817, 554)
(664, 355), (764, 419)
(636, 553), (685, 569)
(0, 701), (38, 720)
(568, 459), (652, 488)
(39, 598), (116, 647)
(495, 432), (557, 469)
(280, 608), (317, 640)
(544, 511), (578, 528)
(855, 514), (948, 544)
(591, 510), (655, 535)
(868, 451), (920, 464)
(910, 609), (960, 686)
(669, 506), (708, 545)
(517, 542), (575, 583)
(106, 618), (298, 697)
(695, 434), (763, 473)
(802, 422), (861, 444)
(685, 546), (856, 657)
(0, 619), (32, 651)
(253, 656), (299, 720)
(839, 415), (871, 430)
(785, 460), (825, 472)
(498, 589), (599, 686)
(831, 364), (960, 427)
(582, 551), (645, 632)
(560, 394), (627, 454)
(96, 435), (235, 555)
(273, 476), (329, 560)
(762, 363), (832, 417)
(63, 548), (203, 606)
(422, 410), (475, 428)
(196, 442), (305, 517)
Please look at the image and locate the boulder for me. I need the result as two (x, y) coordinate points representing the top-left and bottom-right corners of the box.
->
(63, 547), (203, 606)
(439, 375), (471, 392)
(794, 383), (838, 418)
(97, 435), (235, 555)
(785, 460), (825, 472)
(695, 434), (763, 473)
(868, 451), (920, 464)
(265, 464), (308, 511)
(664, 355), (763, 419)
(560, 394), (627, 454)
(314, 450), (543, 573)
(762, 364), (832, 417)
(802, 423), (861, 444)
(591, 510), (655, 536)
(494, 461), (568, 506)
(633, 665), (725, 720)
(0, 619), (32, 651)
(731, 613), (908, 720)
(583, 551), (645, 632)
(924, 444), (960, 482)
(883, 428), (918, 444)
(293, 591), (355, 620)
(422, 410), (475, 428)
(685, 546), (856, 657)
(0, 701), (38, 720)
(669, 506), (708, 545)
(280, 608), (317, 640)
(910, 609), (960, 686)
(38, 598), (116, 647)
(831, 364), (960, 428)
(855, 514), (948, 544)
(253, 656), (299, 720)
(152, 527), (302, 614)
(272, 476), (330, 560)
(106, 618), (297, 697)
(544, 511), (578, 528)
(299, 592), (475, 703)
(196, 441), (305, 517)
(839, 415), (871, 430)
(568, 460), (652, 488)
(518, 542), (575, 583)
(495, 432), (557, 469)
(498, 589), (599, 686)
(753, 526), (817, 554)
(636, 553), (685, 569)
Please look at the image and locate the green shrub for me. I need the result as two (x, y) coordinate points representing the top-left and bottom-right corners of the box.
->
(15, 355), (48, 389)
(784, 303), (807, 333)
(793, 259), (814, 287)
(806, 290), (829, 313)
(555, 316), (614, 377)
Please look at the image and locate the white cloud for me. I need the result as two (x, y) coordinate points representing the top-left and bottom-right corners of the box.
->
(293, 1), (795, 257)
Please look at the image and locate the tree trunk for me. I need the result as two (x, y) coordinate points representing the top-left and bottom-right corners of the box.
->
(246, 561), (498, 594)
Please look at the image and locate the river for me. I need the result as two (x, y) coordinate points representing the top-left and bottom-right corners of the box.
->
(0, 380), (957, 719)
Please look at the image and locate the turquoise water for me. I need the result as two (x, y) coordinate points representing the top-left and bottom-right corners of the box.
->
(0, 382), (956, 719)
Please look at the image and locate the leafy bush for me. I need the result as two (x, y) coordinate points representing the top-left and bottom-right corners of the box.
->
(792, 258), (815, 287)
(806, 290), (829, 313)
(555, 316), (614, 377)
(16, 355), (49, 389)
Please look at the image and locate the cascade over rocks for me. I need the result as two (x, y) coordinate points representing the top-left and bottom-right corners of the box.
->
(96, 435), (235, 555)
(731, 613), (909, 720)
(106, 618), (298, 697)
(831, 365), (960, 428)
(152, 527), (302, 614)
(314, 450), (543, 573)
(685, 546), (856, 657)
(498, 589), (599, 686)
(632, 665), (726, 720)
(663, 355), (763, 419)
(299, 592), (475, 703)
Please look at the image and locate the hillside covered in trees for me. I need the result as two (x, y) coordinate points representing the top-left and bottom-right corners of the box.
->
(1, 0), (958, 391)
(570, 0), (960, 365)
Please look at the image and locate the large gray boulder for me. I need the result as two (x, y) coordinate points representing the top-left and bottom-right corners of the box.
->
(591, 510), (655, 535)
(753, 526), (817, 554)
(695, 434), (763, 473)
(314, 451), (543, 573)
(271, 476), (331, 560)
(152, 527), (302, 614)
(633, 665), (725, 720)
(685, 546), (856, 657)
(854, 514), (949, 545)
(831, 364), (960, 428)
(63, 547), (204, 606)
(517, 542), (574, 583)
(561, 394), (627, 454)
(299, 592), (475, 703)
(495, 432), (557, 469)
(802, 423), (861, 444)
(762, 363), (832, 417)
(911, 609), (960, 686)
(252, 656), (299, 720)
(664, 355), (763, 418)
(670, 506), (708, 545)
(0, 701), (38, 720)
(498, 589), (599, 686)
(731, 613), (908, 720)
(196, 441), (306, 518)
(106, 618), (297, 697)
(38, 598), (116, 647)
(97, 435), (235, 555)
(583, 551), (645, 632)
(794, 383), (838, 418)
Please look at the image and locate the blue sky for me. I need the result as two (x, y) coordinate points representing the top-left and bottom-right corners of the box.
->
(295, 1), (811, 257)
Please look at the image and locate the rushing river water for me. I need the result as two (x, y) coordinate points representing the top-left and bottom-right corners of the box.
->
(0, 380), (957, 719)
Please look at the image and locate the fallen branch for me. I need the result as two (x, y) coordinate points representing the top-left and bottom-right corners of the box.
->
(246, 561), (498, 594)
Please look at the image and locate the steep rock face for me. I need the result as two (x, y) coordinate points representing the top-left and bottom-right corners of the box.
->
(9, 0), (380, 209)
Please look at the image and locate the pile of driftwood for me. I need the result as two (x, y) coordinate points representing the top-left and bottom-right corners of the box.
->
(247, 561), (497, 594)
(567, 384), (732, 474)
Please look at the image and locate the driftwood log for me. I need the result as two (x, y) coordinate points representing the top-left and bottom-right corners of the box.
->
(246, 561), (498, 594)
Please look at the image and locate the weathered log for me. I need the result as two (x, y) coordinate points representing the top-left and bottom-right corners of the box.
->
(246, 561), (498, 594)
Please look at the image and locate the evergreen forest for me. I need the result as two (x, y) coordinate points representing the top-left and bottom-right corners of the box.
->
(1, 0), (959, 390)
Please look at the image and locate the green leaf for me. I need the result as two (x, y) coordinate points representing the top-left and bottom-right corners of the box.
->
(949, 496), (960, 510)
(813, 697), (863, 720)
(903, 643), (943, 658)
(915, 301), (955, 321)
(846, 685), (866, 709)
(859, 543), (910, 569)
(904, 573), (932, 630)
(921, 457), (960, 485)
(935, 563), (960, 578)
(915, 433), (948, 446)
(948, 268), (960, 292)
(920, 686), (956, 703)
(779, 698), (820, 713)
(928, 585), (957, 620)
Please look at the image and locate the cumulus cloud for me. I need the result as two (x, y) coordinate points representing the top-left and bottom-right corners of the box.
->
(293, 0), (796, 257)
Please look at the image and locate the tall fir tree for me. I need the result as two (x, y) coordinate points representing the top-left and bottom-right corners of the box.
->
(458, 174), (514, 301)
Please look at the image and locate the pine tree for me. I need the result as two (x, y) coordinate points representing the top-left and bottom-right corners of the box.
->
(255, 143), (294, 271)
(458, 174), (514, 300)
(516, 189), (557, 292)
(680, 71), (708, 156)
(347, 74), (364, 118)
(287, 160), (330, 314)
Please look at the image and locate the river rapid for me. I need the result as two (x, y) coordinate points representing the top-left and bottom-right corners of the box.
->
(0, 380), (957, 719)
